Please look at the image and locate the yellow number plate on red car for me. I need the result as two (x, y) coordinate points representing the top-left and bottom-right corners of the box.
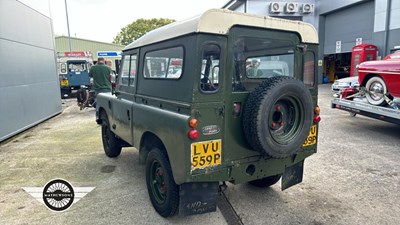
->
(191, 139), (222, 170)
(303, 125), (317, 147)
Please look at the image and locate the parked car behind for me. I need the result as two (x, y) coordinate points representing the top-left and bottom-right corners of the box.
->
(331, 76), (359, 97)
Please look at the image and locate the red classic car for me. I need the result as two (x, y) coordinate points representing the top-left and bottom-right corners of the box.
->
(358, 51), (400, 105)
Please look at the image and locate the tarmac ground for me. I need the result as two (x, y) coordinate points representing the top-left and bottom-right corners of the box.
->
(1, 84), (399, 225)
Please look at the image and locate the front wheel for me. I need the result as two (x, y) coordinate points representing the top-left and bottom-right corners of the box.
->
(100, 113), (122, 157)
(146, 148), (179, 217)
(365, 76), (387, 106)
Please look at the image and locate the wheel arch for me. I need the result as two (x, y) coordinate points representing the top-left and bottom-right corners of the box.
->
(139, 132), (166, 164)
(139, 131), (184, 184)
(139, 131), (185, 184)
(97, 107), (107, 124)
(361, 73), (381, 87)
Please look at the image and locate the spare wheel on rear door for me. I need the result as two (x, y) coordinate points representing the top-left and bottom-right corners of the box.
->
(242, 76), (313, 158)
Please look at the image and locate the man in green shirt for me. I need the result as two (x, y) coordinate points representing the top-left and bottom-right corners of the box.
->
(89, 57), (112, 120)
(89, 57), (112, 96)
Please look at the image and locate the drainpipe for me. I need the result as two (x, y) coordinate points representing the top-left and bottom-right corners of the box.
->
(383, 0), (391, 56)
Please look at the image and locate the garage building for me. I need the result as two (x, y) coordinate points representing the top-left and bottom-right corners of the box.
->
(223, 0), (400, 82)
(55, 36), (124, 71)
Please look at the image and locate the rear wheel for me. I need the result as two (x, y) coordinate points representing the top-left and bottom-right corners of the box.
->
(249, 174), (282, 188)
(100, 113), (122, 157)
(365, 76), (387, 106)
(146, 148), (179, 217)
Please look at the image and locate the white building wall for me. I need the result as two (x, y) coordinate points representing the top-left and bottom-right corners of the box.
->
(0, 0), (62, 142)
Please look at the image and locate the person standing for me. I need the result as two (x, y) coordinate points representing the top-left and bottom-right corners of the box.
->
(89, 57), (112, 119)
(89, 57), (112, 96)
(105, 59), (117, 86)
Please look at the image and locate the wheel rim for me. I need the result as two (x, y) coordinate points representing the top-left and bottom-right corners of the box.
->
(268, 96), (303, 144)
(368, 81), (385, 101)
(149, 160), (167, 204)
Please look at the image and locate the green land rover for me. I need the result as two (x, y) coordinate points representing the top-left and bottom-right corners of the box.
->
(96, 9), (321, 217)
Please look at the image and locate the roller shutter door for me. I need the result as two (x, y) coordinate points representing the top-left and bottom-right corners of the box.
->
(324, 1), (374, 54)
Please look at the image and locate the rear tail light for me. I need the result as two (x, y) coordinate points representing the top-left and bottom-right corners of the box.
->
(188, 117), (199, 140)
(188, 129), (199, 140)
(313, 115), (321, 123)
(313, 106), (321, 123)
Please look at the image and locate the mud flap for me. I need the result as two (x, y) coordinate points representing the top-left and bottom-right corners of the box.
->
(281, 160), (304, 190)
(178, 182), (219, 216)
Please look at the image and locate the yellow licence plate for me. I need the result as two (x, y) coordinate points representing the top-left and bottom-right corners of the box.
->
(61, 80), (69, 86)
(191, 139), (222, 170)
(303, 125), (317, 147)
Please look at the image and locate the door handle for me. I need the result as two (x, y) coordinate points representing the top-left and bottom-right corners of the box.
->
(217, 107), (224, 117)
(127, 110), (130, 120)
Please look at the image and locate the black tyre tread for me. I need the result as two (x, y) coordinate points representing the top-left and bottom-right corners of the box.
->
(146, 148), (179, 217)
(100, 113), (122, 158)
(242, 76), (313, 158)
(249, 174), (282, 188)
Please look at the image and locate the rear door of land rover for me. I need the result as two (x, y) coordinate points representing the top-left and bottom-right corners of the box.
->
(226, 26), (302, 158)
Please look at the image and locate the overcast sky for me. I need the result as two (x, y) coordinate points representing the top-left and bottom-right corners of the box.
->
(21, 0), (228, 43)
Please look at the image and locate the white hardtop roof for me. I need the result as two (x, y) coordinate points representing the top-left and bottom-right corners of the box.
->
(124, 9), (318, 50)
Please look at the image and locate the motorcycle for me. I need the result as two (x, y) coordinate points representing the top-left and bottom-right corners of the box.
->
(77, 73), (117, 110)
(77, 78), (96, 110)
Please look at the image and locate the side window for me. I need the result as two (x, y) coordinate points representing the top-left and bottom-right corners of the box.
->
(143, 47), (183, 79)
(119, 54), (136, 86)
(200, 43), (220, 92)
(303, 51), (315, 87)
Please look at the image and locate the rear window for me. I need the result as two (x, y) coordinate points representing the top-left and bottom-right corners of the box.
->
(233, 37), (295, 92)
(246, 55), (292, 78)
(68, 61), (87, 72)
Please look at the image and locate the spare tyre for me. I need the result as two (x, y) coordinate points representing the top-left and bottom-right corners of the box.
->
(242, 76), (313, 158)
